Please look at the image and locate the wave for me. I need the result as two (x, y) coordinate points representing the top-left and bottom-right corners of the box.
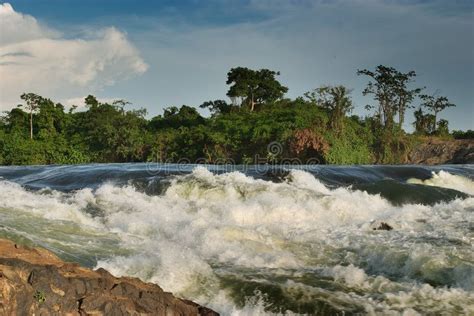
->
(1, 167), (473, 314)
(408, 170), (474, 195)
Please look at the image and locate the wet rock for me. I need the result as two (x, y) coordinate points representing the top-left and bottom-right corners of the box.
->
(373, 222), (393, 231)
(0, 239), (218, 315)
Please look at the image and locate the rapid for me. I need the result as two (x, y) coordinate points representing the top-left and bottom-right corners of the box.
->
(0, 164), (473, 315)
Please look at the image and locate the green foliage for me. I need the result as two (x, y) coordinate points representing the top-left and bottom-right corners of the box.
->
(0, 130), (5, 165)
(420, 94), (455, 128)
(0, 96), (147, 165)
(413, 105), (453, 138)
(199, 100), (235, 117)
(357, 65), (421, 130)
(435, 119), (450, 137)
(20, 93), (43, 139)
(0, 65), (464, 166)
(323, 118), (373, 164)
(69, 102), (149, 162)
(226, 67), (288, 111)
(452, 130), (474, 139)
(413, 107), (435, 135)
(304, 85), (353, 134)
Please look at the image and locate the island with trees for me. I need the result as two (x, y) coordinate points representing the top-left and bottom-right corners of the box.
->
(0, 65), (472, 166)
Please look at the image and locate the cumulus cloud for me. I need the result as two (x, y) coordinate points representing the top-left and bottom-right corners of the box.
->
(0, 3), (148, 110)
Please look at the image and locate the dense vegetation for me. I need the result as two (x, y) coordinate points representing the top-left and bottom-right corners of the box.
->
(0, 65), (469, 165)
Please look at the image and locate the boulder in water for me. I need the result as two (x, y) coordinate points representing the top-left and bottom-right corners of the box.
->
(373, 222), (393, 231)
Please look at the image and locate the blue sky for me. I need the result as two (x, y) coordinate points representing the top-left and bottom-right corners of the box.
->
(1, 0), (473, 130)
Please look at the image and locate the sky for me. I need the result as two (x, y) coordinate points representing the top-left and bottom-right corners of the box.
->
(0, 0), (473, 130)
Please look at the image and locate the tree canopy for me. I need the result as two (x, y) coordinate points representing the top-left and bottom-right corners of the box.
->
(357, 65), (421, 131)
(305, 85), (353, 134)
(226, 67), (288, 111)
(0, 65), (466, 166)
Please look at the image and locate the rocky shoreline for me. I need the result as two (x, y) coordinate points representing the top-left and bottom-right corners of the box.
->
(0, 239), (218, 315)
(407, 138), (474, 165)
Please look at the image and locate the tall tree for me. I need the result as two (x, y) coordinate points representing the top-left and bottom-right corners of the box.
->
(420, 94), (455, 128)
(4, 108), (29, 134)
(357, 65), (420, 130)
(393, 72), (422, 128)
(305, 85), (353, 133)
(226, 67), (288, 111)
(36, 98), (65, 138)
(19, 93), (42, 139)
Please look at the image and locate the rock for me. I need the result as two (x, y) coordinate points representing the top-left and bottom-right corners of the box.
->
(407, 138), (474, 165)
(373, 222), (393, 231)
(0, 239), (218, 316)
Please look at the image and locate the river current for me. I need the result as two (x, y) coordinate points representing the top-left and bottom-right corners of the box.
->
(0, 164), (473, 315)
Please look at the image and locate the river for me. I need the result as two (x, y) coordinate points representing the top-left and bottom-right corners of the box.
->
(0, 164), (473, 315)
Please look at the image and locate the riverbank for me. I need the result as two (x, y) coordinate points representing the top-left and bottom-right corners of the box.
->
(0, 239), (218, 315)
(407, 138), (474, 164)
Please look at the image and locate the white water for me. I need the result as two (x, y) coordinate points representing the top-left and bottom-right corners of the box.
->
(0, 168), (473, 314)
(408, 170), (474, 195)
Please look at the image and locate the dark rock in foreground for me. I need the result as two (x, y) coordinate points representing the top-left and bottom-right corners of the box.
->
(0, 239), (218, 316)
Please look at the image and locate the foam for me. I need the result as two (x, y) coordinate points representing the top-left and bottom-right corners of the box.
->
(0, 180), (100, 228)
(1, 167), (473, 314)
(408, 170), (474, 195)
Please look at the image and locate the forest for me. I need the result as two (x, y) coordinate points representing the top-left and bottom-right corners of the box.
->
(0, 65), (471, 165)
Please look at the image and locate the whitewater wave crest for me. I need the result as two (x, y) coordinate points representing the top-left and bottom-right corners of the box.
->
(408, 170), (474, 195)
(1, 167), (473, 314)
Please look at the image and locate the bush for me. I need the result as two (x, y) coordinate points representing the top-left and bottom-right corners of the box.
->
(452, 130), (474, 139)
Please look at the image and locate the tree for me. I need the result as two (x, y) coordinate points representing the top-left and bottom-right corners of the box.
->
(85, 95), (99, 108)
(304, 85), (353, 134)
(413, 108), (435, 135)
(199, 100), (233, 117)
(19, 93), (42, 139)
(163, 106), (178, 118)
(436, 119), (449, 136)
(420, 94), (455, 128)
(226, 67), (288, 111)
(35, 98), (67, 138)
(4, 108), (29, 134)
(452, 130), (474, 139)
(393, 72), (422, 128)
(67, 96), (147, 162)
(357, 65), (420, 130)
(149, 105), (205, 132)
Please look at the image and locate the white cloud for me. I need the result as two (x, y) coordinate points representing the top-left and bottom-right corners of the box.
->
(0, 3), (59, 45)
(0, 3), (148, 110)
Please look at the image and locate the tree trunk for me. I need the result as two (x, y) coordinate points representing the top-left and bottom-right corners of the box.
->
(250, 92), (255, 112)
(399, 105), (404, 129)
(30, 110), (33, 140)
(378, 103), (384, 125)
(383, 104), (392, 130)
